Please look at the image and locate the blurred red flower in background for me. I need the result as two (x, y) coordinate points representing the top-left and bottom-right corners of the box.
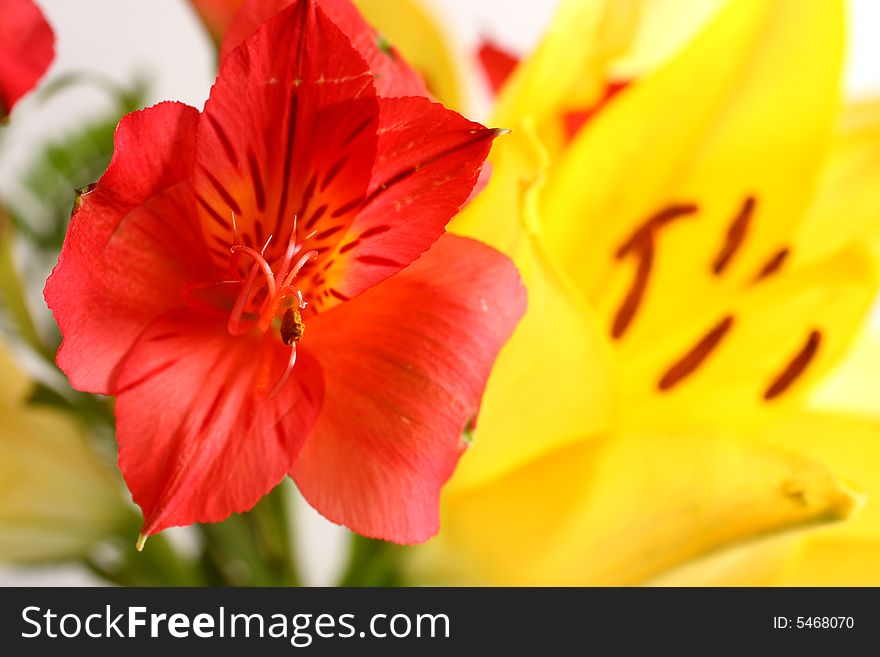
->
(0, 0), (54, 120)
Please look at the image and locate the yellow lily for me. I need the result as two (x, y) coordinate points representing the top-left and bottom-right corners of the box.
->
(414, 0), (880, 585)
(0, 340), (127, 562)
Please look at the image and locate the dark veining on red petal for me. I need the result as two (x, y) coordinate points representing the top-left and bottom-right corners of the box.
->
(328, 288), (349, 302)
(273, 92), (300, 237)
(753, 247), (790, 283)
(341, 115), (374, 148)
(331, 196), (365, 218)
(314, 225), (345, 241)
(206, 113), (238, 168)
(202, 168), (242, 216)
(197, 194), (232, 230)
(338, 240), (360, 254)
(763, 330), (822, 401)
(198, 386), (226, 433)
(712, 195), (756, 275)
(248, 151), (266, 213)
(359, 224), (391, 239)
(320, 156), (348, 192)
(355, 254), (403, 267)
(116, 359), (179, 395)
(657, 315), (734, 391)
(304, 203), (328, 230)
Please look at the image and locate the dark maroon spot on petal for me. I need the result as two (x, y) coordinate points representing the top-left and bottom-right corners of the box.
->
(210, 246), (229, 260)
(763, 330), (822, 401)
(612, 243), (653, 339)
(328, 288), (349, 302)
(314, 225), (345, 241)
(202, 168), (242, 216)
(356, 254), (403, 267)
(338, 240), (360, 254)
(754, 247), (790, 282)
(274, 92), (300, 236)
(116, 359), (178, 395)
(300, 172), (318, 210)
(359, 224), (391, 239)
(254, 219), (265, 246)
(211, 233), (229, 249)
(242, 232), (254, 248)
(658, 315), (734, 391)
(341, 116), (373, 148)
(247, 151), (266, 214)
(331, 196), (365, 218)
(198, 386), (226, 433)
(197, 194), (232, 230)
(712, 196), (756, 275)
(313, 246), (331, 255)
(206, 114), (238, 168)
(321, 258), (335, 271)
(304, 203), (328, 230)
(311, 275), (325, 286)
(320, 156), (348, 192)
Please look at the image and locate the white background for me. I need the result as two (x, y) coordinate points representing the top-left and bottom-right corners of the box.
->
(1, 0), (879, 585)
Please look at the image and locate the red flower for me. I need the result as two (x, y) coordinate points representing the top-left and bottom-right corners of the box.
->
(0, 0), (54, 120)
(45, 0), (524, 544)
(187, 0), (246, 45)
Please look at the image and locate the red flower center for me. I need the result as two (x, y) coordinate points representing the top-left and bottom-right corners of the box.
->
(183, 213), (318, 398)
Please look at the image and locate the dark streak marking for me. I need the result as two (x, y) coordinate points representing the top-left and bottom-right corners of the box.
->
(341, 116), (373, 148)
(197, 194), (232, 230)
(116, 359), (178, 395)
(356, 254), (402, 267)
(359, 224), (391, 239)
(248, 152), (266, 213)
(304, 203), (328, 230)
(763, 330), (822, 401)
(206, 114), (238, 168)
(198, 386), (225, 433)
(274, 93), (300, 237)
(331, 196), (364, 218)
(658, 315), (734, 391)
(314, 225), (345, 241)
(616, 203), (699, 259)
(712, 196), (756, 275)
(612, 241), (653, 339)
(338, 240), (360, 254)
(328, 288), (349, 301)
(320, 156), (348, 192)
(202, 168), (242, 216)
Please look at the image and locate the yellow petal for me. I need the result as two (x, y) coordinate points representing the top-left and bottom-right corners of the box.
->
(618, 246), (878, 430)
(427, 428), (858, 585)
(354, 0), (465, 110)
(492, 0), (641, 129)
(795, 98), (880, 265)
(754, 412), (880, 541)
(449, 129), (617, 492)
(776, 538), (880, 586)
(811, 326), (880, 418)
(541, 0), (845, 344)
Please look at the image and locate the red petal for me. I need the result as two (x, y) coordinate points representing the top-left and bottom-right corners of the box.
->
(314, 96), (501, 306)
(477, 39), (519, 95)
(0, 0), (54, 118)
(44, 102), (211, 394)
(563, 79), (630, 142)
(187, 0), (246, 45)
(292, 235), (526, 543)
(194, 0), (379, 272)
(115, 310), (323, 536)
(221, 0), (428, 98)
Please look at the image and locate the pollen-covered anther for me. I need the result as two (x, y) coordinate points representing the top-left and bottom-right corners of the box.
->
(281, 307), (306, 345)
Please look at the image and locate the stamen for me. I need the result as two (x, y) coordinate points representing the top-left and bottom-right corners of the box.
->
(657, 315), (734, 391)
(763, 330), (822, 401)
(258, 346), (298, 399)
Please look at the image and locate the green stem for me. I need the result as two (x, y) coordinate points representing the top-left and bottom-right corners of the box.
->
(337, 535), (407, 587)
(0, 212), (50, 360)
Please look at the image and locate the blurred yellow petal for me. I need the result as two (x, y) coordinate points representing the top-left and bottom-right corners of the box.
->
(795, 99), (880, 265)
(755, 412), (880, 541)
(0, 343), (126, 562)
(431, 429), (858, 585)
(542, 0), (844, 343)
(354, 0), (464, 109)
(776, 538), (880, 586)
(811, 327), (880, 418)
(492, 0), (640, 129)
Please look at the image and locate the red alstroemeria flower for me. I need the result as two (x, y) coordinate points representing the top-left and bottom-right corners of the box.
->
(45, 0), (524, 544)
(0, 0), (54, 120)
